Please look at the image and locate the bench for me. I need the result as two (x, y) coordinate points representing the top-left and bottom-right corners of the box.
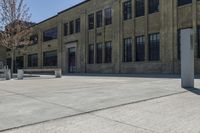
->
(0, 69), (11, 80)
(17, 68), (62, 80)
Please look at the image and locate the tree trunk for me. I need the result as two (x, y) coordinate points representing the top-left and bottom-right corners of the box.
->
(11, 47), (15, 78)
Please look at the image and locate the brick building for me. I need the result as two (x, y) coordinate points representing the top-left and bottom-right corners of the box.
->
(3, 0), (200, 74)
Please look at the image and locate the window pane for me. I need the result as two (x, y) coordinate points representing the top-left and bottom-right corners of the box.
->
(149, 0), (159, 14)
(123, 0), (132, 20)
(88, 14), (94, 30)
(28, 54), (38, 67)
(88, 44), (94, 64)
(43, 27), (57, 42)
(135, 0), (145, 17)
(43, 51), (57, 66)
(135, 36), (145, 61)
(177, 0), (192, 6)
(105, 41), (112, 63)
(70, 21), (74, 34)
(177, 30), (181, 60)
(64, 23), (68, 36)
(198, 26), (200, 58)
(96, 43), (103, 64)
(96, 10), (103, 28)
(30, 34), (38, 45)
(149, 33), (160, 61)
(75, 18), (81, 33)
(123, 38), (132, 62)
(105, 8), (112, 25)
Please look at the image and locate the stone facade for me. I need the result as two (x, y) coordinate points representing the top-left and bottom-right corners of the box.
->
(3, 0), (200, 74)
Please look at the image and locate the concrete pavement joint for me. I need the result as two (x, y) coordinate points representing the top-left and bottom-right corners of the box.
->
(92, 114), (161, 133)
(0, 89), (189, 132)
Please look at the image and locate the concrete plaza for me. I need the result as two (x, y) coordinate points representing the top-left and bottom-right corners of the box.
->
(0, 74), (200, 133)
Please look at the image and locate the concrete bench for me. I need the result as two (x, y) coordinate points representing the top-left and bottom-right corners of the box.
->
(0, 69), (11, 80)
(17, 68), (62, 80)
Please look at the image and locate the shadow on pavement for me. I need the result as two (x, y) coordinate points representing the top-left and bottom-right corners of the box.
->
(183, 87), (200, 95)
(64, 73), (200, 79)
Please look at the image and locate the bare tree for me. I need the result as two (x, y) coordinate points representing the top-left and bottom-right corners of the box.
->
(0, 0), (33, 77)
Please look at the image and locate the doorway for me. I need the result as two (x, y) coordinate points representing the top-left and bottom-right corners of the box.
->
(68, 47), (76, 73)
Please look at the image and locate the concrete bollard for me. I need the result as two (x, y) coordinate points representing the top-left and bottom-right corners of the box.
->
(4, 70), (11, 80)
(17, 69), (24, 80)
(55, 69), (62, 78)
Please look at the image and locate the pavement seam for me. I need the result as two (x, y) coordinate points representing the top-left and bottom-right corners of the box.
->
(0, 90), (188, 132)
(92, 114), (161, 133)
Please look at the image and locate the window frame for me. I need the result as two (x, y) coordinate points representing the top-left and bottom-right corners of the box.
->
(148, 0), (160, 14)
(135, 0), (145, 17)
(43, 27), (58, 42)
(96, 43), (103, 64)
(28, 53), (38, 67)
(123, 38), (132, 62)
(88, 13), (94, 30)
(135, 36), (145, 62)
(104, 7), (112, 25)
(96, 10), (103, 28)
(69, 20), (74, 35)
(75, 18), (81, 33)
(88, 44), (94, 64)
(43, 50), (58, 67)
(177, 0), (192, 6)
(123, 0), (132, 20)
(149, 33), (160, 61)
(105, 41), (112, 63)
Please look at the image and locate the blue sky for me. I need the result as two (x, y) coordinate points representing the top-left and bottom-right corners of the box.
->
(26, 0), (85, 23)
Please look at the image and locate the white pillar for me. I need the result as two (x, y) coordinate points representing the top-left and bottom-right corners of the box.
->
(4, 70), (11, 80)
(181, 28), (194, 88)
(55, 69), (62, 78)
(17, 69), (24, 80)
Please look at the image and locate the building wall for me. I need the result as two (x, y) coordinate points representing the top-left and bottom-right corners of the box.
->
(5, 0), (200, 74)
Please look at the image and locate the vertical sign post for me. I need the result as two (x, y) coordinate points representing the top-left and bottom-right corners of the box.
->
(181, 28), (194, 88)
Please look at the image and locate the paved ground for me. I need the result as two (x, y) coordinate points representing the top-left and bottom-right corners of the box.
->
(0, 74), (200, 133)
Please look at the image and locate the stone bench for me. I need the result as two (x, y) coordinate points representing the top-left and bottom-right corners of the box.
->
(17, 68), (62, 80)
(0, 69), (11, 80)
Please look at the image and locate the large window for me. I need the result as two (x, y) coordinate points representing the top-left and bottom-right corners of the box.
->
(135, 0), (145, 17)
(43, 51), (57, 66)
(105, 8), (112, 25)
(28, 54), (38, 67)
(177, 0), (192, 6)
(30, 34), (38, 45)
(88, 14), (94, 30)
(88, 44), (94, 64)
(69, 21), (74, 34)
(75, 18), (81, 33)
(135, 36), (145, 61)
(198, 26), (200, 58)
(149, 0), (159, 14)
(123, 38), (132, 62)
(105, 41), (112, 63)
(177, 30), (181, 59)
(96, 43), (103, 64)
(64, 23), (68, 36)
(123, 0), (132, 20)
(43, 27), (57, 42)
(96, 10), (103, 28)
(149, 33), (160, 61)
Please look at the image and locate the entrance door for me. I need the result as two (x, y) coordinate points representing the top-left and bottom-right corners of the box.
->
(68, 47), (76, 73)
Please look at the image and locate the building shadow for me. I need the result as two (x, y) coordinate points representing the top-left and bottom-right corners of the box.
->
(64, 73), (200, 79)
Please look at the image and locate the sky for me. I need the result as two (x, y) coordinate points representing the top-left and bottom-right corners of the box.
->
(26, 0), (85, 23)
